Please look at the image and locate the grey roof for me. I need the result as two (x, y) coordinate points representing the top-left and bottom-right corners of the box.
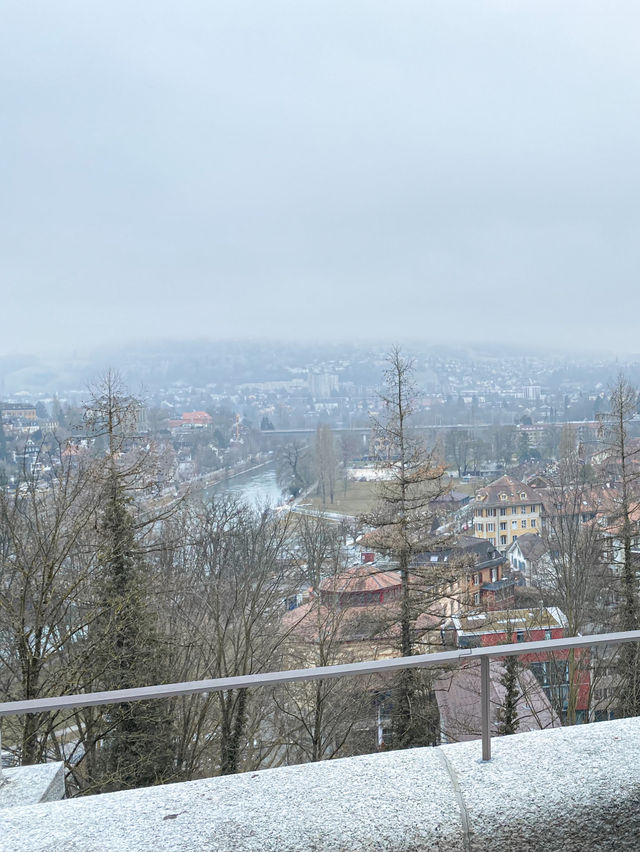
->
(434, 660), (558, 743)
(482, 578), (516, 591)
(509, 533), (548, 562)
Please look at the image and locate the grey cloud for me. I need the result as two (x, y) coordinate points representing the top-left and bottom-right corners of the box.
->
(2, 1), (640, 354)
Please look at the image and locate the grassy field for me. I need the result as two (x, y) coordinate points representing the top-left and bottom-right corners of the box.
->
(306, 479), (379, 517)
(305, 474), (479, 518)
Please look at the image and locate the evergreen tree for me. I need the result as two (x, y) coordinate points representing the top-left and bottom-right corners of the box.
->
(86, 372), (175, 791)
(364, 348), (447, 750)
(94, 470), (174, 789)
(517, 431), (531, 462)
(496, 657), (520, 736)
(52, 395), (66, 428)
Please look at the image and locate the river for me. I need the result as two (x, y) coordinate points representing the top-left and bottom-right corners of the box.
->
(206, 461), (284, 507)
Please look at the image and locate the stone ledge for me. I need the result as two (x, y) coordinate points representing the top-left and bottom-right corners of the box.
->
(0, 761), (65, 810)
(2, 718), (640, 851)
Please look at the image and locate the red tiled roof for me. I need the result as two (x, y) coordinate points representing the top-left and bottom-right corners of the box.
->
(319, 564), (401, 595)
(182, 411), (212, 423)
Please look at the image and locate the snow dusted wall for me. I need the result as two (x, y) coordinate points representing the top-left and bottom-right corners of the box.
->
(3, 718), (640, 851)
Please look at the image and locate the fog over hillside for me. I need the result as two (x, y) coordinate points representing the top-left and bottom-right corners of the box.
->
(3, 2), (640, 355)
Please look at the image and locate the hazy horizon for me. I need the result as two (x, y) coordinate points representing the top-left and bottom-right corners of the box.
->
(3, 2), (640, 356)
(1, 334), (632, 364)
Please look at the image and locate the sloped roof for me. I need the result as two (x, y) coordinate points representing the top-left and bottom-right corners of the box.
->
(509, 532), (548, 562)
(474, 475), (539, 507)
(412, 536), (504, 571)
(282, 599), (401, 646)
(319, 564), (401, 595)
(181, 411), (212, 422)
(435, 661), (559, 743)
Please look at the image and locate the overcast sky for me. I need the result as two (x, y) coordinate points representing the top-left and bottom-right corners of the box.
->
(2, 1), (640, 356)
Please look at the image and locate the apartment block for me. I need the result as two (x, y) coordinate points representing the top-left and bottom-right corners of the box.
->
(472, 474), (542, 551)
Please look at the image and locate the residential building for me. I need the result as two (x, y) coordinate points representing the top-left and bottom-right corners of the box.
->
(434, 659), (558, 743)
(507, 533), (551, 587)
(308, 372), (338, 399)
(472, 474), (543, 551)
(1, 403), (37, 422)
(168, 411), (214, 429)
(450, 606), (591, 721)
(411, 536), (514, 614)
(318, 564), (401, 608)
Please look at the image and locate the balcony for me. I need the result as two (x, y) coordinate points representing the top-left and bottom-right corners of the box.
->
(2, 631), (640, 850)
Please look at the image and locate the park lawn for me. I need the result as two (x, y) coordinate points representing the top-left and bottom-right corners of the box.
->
(307, 479), (380, 517)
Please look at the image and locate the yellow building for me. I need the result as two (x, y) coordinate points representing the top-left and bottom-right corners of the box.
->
(472, 475), (542, 551)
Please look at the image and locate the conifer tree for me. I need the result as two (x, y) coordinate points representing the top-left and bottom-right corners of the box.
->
(364, 348), (448, 749)
(85, 372), (174, 791)
(496, 656), (520, 736)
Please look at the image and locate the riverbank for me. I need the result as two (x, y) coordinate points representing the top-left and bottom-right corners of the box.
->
(141, 454), (278, 516)
(178, 454), (274, 497)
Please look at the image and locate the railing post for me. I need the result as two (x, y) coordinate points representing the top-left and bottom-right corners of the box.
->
(481, 656), (491, 761)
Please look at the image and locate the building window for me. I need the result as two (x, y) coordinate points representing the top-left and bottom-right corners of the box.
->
(512, 520), (518, 529)
(531, 519), (536, 528)
(476, 523), (484, 532)
(500, 535), (507, 545)
(500, 493), (507, 501)
(520, 492), (527, 500)
(500, 508), (506, 516)
(545, 629), (552, 640)
(521, 520), (527, 529)
(487, 523), (495, 532)
(517, 630), (525, 642)
(500, 522), (507, 530)
(521, 505), (526, 514)
(512, 507), (517, 515)
(530, 505), (536, 513)
(473, 573), (481, 586)
(474, 592), (480, 605)
(491, 567), (499, 581)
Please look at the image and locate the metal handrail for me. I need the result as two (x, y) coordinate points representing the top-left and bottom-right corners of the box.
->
(2, 629), (640, 762)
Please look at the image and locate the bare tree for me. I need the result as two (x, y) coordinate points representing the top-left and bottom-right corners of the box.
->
(445, 428), (471, 479)
(0, 448), (99, 765)
(275, 515), (388, 762)
(276, 440), (312, 498)
(315, 424), (338, 506)
(169, 498), (296, 776)
(274, 589), (373, 763)
(601, 374), (640, 718)
(538, 445), (611, 724)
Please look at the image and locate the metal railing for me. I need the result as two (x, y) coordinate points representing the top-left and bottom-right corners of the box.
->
(2, 630), (640, 766)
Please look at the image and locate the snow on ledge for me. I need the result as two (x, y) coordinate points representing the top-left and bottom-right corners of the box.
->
(3, 718), (640, 851)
